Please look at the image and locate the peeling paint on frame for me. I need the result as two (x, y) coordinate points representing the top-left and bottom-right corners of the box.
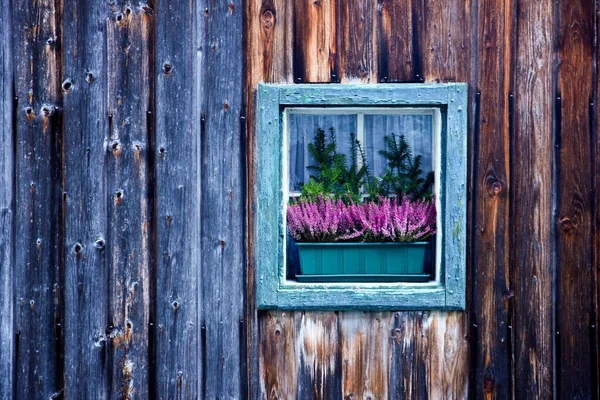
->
(256, 83), (467, 310)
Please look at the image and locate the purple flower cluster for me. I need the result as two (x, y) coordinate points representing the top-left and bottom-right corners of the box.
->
(287, 196), (436, 243)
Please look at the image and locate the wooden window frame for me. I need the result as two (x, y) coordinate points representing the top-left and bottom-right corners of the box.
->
(255, 83), (467, 310)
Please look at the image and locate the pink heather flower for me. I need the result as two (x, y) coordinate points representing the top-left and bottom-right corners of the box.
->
(287, 196), (436, 243)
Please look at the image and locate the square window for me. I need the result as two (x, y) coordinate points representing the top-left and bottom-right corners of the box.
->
(256, 84), (467, 310)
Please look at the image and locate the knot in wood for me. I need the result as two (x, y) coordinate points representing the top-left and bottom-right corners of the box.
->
(483, 369), (495, 393)
(261, 10), (275, 29)
(485, 175), (504, 197)
(560, 216), (575, 232)
(141, 4), (153, 14)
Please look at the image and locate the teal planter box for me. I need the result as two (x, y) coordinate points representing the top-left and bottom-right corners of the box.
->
(295, 242), (430, 283)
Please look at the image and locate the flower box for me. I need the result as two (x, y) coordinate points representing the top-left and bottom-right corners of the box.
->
(295, 241), (430, 282)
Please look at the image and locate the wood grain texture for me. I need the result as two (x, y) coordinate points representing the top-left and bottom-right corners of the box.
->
(596, 6), (600, 397)
(106, 3), (153, 398)
(556, 0), (596, 397)
(61, 0), (110, 397)
(341, 312), (390, 399)
(337, 0), (377, 83)
(471, 0), (513, 397)
(0, 0), (14, 397)
(154, 0), (200, 397)
(246, 0), (294, 395)
(378, 0), (416, 82)
(293, 0), (339, 83)
(512, 0), (554, 397)
(201, 0), (245, 397)
(12, 0), (63, 397)
(419, 0), (472, 83)
(259, 311), (299, 399)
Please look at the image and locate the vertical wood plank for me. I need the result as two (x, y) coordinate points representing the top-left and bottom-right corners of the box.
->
(337, 0), (377, 83)
(412, 0), (472, 398)
(106, 3), (153, 398)
(556, 0), (597, 397)
(419, 0), (472, 83)
(293, 0), (339, 83)
(296, 312), (342, 398)
(378, 0), (416, 82)
(154, 0), (201, 397)
(12, 0), (63, 397)
(247, 0), (294, 395)
(62, 0), (110, 397)
(596, 4), (600, 396)
(201, 0), (245, 397)
(427, 312), (469, 399)
(512, 0), (554, 397)
(258, 312), (298, 399)
(340, 312), (390, 399)
(471, 0), (513, 397)
(388, 313), (426, 399)
(0, 0), (14, 396)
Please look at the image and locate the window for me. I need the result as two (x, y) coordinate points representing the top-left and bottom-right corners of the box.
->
(256, 84), (467, 310)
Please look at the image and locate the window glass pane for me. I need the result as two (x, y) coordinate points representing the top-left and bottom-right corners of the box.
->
(363, 114), (433, 179)
(288, 113), (358, 192)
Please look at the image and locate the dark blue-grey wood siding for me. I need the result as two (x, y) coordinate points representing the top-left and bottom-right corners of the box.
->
(0, 0), (244, 398)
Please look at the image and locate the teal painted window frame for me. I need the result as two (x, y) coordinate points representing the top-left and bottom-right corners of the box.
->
(255, 83), (467, 310)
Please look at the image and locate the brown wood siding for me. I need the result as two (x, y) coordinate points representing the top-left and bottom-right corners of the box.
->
(246, 0), (600, 398)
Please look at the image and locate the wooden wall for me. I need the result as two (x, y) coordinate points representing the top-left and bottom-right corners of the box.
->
(0, 0), (245, 398)
(246, 0), (599, 398)
(0, 0), (598, 398)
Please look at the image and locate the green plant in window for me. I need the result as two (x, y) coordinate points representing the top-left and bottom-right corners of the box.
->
(303, 127), (368, 202)
(376, 133), (434, 201)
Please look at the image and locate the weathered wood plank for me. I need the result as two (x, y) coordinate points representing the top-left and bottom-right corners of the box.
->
(512, 0), (554, 397)
(296, 312), (342, 398)
(293, 0), (339, 83)
(201, 0), (245, 397)
(154, 0), (201, 397)
(246, 0), (295, 395)
(12, 0), (63, 397)
(258, 311), (298, 399)
(419, 0), (472, 83)
(0, 0), (14, 397)
(427, 312), (469, 399)
(389, 313), (426, 399)
(341, 312), (390, 399)
(61, 0), (110, 398)
(378, 0), (416, 82)
(471, 0), (513, 397)
(596, 6), (600, 396)
(556, 0), (596, 397)
(337, 0), (377, 83)
(106, 3), (153, 398)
